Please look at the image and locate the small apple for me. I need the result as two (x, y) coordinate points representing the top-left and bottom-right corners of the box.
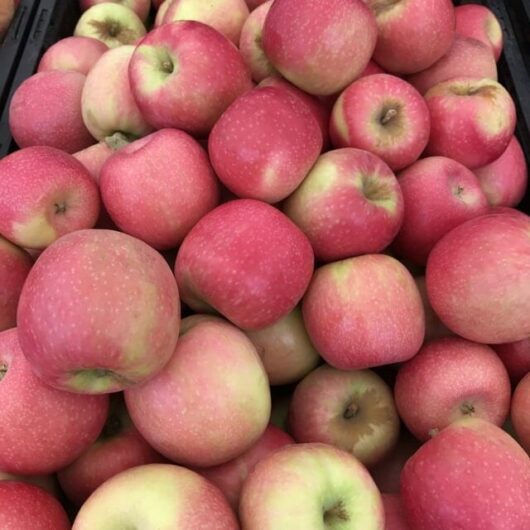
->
(382, 494), (410, 530)
(79, 0), (151, 22)
(492, 338), (530, 383)
(511, 372), (530, 452)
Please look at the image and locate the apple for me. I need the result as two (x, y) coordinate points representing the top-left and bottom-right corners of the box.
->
(240, 443), (385, 529)
(262, 0), (377, 96)
(414, 276), (452, 342)
(0, 481), (70, 530)
(100, 128), (219, 250)
(382, 494), (410, 530)
(401, 418), (530, 529)
(0, 473), (58, 496)
(244, 306), (320, 385)
(425, 77), (516, 169)
(9, 70), (95, 153)
(302, 254), (424, 370)
(511, 372), (530, 452)
(128, 21), (252, 136)
(426, 212), (530, 344)
(474, 136), (528, 207)
(154, 0), (171, 25)
(493, 338), (530, 383)
(0, 146), (100, 250)
(455, 4), (503, 60)
(125, 318), (270, 467)
(245, 0), (268, 8)
(363, 0), (455, 75)
(37, 36), (108, 74)
(208, 86), (322, 203)
(0, 0), (15, 41)
(289, 365), (400, 467)
(74, 3), (146, 48)
(79, 0), (151, 22)
(360, 60), (385, 77)
(330, 74), (430, 171)
(17, 229), (181, 394)
(175, 199), (314, 330)
(72, 464), (239, 529)
(408, 35), (498, 95)
(153, 0), (165, 8)
(392, 156), (489, 265)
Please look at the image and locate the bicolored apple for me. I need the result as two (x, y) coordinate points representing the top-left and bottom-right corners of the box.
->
(79, 0), (151, 22)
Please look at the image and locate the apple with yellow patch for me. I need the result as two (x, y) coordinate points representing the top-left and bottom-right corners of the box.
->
(79, 0), (151, 22)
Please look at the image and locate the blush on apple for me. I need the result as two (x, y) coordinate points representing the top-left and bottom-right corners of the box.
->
(492, 338), (530, 384)
(511, 372), (530, 453)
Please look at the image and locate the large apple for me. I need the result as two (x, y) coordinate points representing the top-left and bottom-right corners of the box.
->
(511, 372), (530, 452)
(79, 0), (151, 22)
(17, 229), (181, 394)
(493, 339), (530, 383)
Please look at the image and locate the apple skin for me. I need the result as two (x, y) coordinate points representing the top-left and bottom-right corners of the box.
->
(361, 60), (385, 77)
(73, 141), (116, 183)
(9, 71), (95, 153)
(125, 319), (270, 467)
(0, 481), (70, 530)
(425, 77), (516, 169)
(17, 229), (180, 394)
(155, 0), (171, 25)
(0, 473), (58, 497)
(302, 254), (424, 370)
(129, 21), (252, 137)
(330, 74), (431, 171)
(493, 339), (530, 383)
(401, 418), (530, 530)
(363, 0), (455, 75)
(79, 0), (151, 22)
(100, 128), (219, 249)
(392, 156), (489, 265)
(208, 86), (322, 203)
(175, 199), (314, 330)
(245, 0), (268, 8)
(414, 276), (452, 342)
(426, 212), (530, 344)
(72, 464), (239, 530)
(0, 146), (100, 250)
(289, 365), (400, 467)
(382, 494), (410, 530)
(474, 136), (528, 207)
(0, 329), (108, 475)
(240, 442), (384, 530)
(262, 0), (377, 96)
(38, 36), (108, 74)
(511, 372), (530, 452)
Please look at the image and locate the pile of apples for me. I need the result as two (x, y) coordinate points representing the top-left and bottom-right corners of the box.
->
(1, 0), (529, 528)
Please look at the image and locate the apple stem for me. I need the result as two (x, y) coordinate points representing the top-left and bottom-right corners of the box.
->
(343, 402), (359, 420)
(380, 108), (398, 125)
(0, 363), (7, 381)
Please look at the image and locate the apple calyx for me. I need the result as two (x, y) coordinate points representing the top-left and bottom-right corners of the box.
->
(323, 500), (350, 525)
(54, 202), (67, 215)
(460, 402), (476, 416)
(0, 363), (7, 382)
(343, 401), (360, 420)
(88, 19), (136, 45)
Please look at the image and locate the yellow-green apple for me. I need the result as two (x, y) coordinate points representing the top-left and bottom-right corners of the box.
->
(72, 463), (239, 529)
(511, 372), (530, 452)
(17, 229), (180, 393)
(208, 86), (322, 203)
(414, 276), (452, 342)
(195, 425), (293, 509)
(38, 36), (108, 74)
(162, 0), (249, 44)
(175, 199), (314, 329)
(80, 0), (151, 22)
(426, 212), (530, 343)
(395, 337), (511, 441)
(129, 21), (252, 136)
(0, 146), (100, 250)
(74, 3), (146, 48)
(0, 329), (108, 475)
(100, 128), (219, 249)
(330, 74), (430, 171)
(284, 148), (404, 262)
(9, 71), (94, 153)
(262, 0), (377, 96)
(493, 338), (530, 383)
(382, 494), (410, 530)
(408, 35), (498, 95)
(474, 136), (528, 207)
(0, 481), (70, 530)
(401, 418), (530, 529)
(289, 365), (400, 466)
(244, 306), (320, 385)
(0, 0), (15, 41)
(303, 254), (424, 370)
(455, 4), (503, 60)
(393, 156), (489, 265)
(240, 443), (385, 529)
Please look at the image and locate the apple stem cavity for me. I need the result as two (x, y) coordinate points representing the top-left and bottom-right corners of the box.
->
(0, 363), (7, 381)
(460, 402), (476, 416)
(323, 500), (350, 525)
(343, 401), (360, 420)
(54, 202), (67, 215)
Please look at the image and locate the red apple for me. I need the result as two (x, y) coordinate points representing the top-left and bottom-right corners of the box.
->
(330, 74), (430, 171)
(382, 494), (410, 530)
(511, 372), (530, 452)
(262, 0), (377, 96)
(493, 338), (530, 383)
(284, 148), (404, 262)
(303, 254), (425, 370)
(0, 473), (58, 496)
(414, 276), (452, 342)
(79, 0), (151, 22)
(401, 418), (530, 529)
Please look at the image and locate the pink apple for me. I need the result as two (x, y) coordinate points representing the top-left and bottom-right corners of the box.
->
(0, 0), (15, 41)
(0, 473), (58, 496)
(414, 276), (452, 342)
(17, 229), (181, 393)
(175, 199), (314, 330)
(125, 318), (270, 467)
(382, 494), (410, 530)
(0, 146), (100, 250)
(474, 136), (528, 207)
(392, 156), (489, 265)
(493, 339), (530, 383)
(79, 0), (151, 22)
(208, 86), (322, 203)
(330, 74), (430, 171)
(73, 136), (126, 183)
(363, 0), (455, 74)
(262, 0), (377, 96)
(129, 21), (252, 136)
(425, 77), (516, 169)
(284, 148), (404, 262)
(289, 365), (400, 467)
(511, 372), (530, 452)
(426, 212), (530, 344)
(360, 60), (385, 77)
(401, 418), (530, 529)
